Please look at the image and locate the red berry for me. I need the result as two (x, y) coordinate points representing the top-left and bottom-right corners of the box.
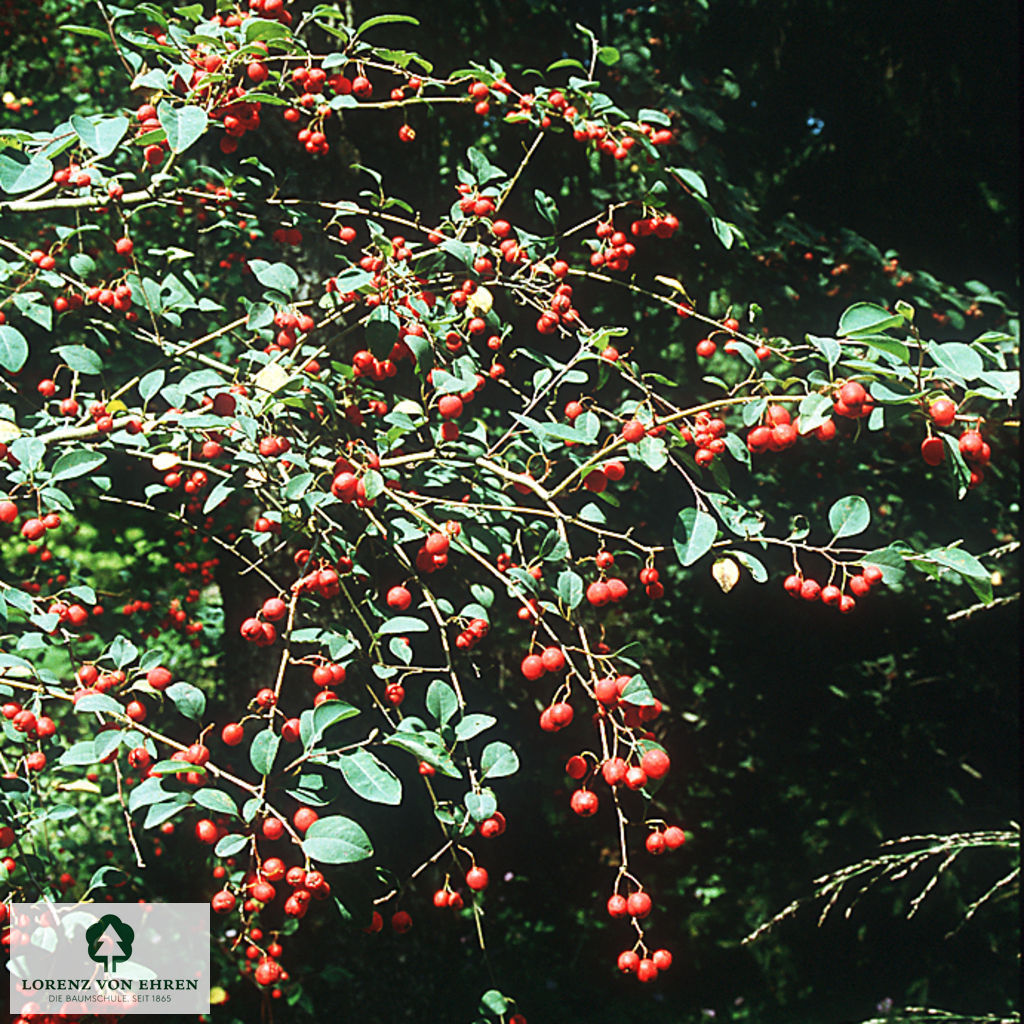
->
(520, 654), (545, 680)
(570, 789), (598, 817)
(626, 891), (652, 918)
(465, 866), (488, 891)
(293, 807), (318, 832)
(386, 585), (412, 611)
(663, 825), (686, 850)
(621, 419), (646, 443)
(617, 950), (640, 974)
(929, 398), (957, 427)
(540, 646), (565, 672)
(607, 894), (628, 918)
(641, 748), (670, 780)
(221, 722), (244, 746)
(920, 436), (946, 466)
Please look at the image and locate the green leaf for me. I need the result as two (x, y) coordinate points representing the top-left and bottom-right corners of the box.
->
(636, 434), (668, 471)
(673, 508), (717, 566)
(143, 795), (190, 829)
(337, 749), (402, 805)
(384, 730), (462, 778)
(62, 24), (110, 39)
(619, 675), (656, 706)
(557, 569), (584, 609)
(302, 815), (373, 864)
(534, 189), (559, 225)
(480, 741), (519, 780)
(139, 369), (165, 403)
(838, 302), (904, 337)
(157, 103), (208, 153)
(0, 151), (53, 194)
(59, 739), (100, 766)
(925, 546), (992, 602)
(202, 478), (234, 514)
(54, 345), (103, 375)
(50, 450), (106, 482)
(283, 472), (314, 501)
(454, 714), (496, 742)
(165, 681), (206, 721)
(73, 694), (122, 715)
(379, 615), (429, 635)
(301, 700), (360, 749)
(928, 341), (984, 382)
(0, 325), (29, 373)
(465, 788), (497, 822)
(244, 16), (292, 42)
(425, 680), (458, 726)
(71, 250), (97, 276)
(828, 495), (870, 540)
(863, 545), (908, 586)
(194, 788), (239, 817)
(806, 334), (841, 369)
(729, 550), (768, 583)
(214, 833), (249, 857)
(365, 305), (401, 356)
(479, 989), (509, 1014)
(796, 393), (833, 433)
(249, 728), (280, 775)
(669, 166), (707, 198)
(597, 45), (620, 65)
(248, 259), (298, 295)
(355, 13), (419, 35)
(85, 865), (127, 894)
(70, 115), (129, 158)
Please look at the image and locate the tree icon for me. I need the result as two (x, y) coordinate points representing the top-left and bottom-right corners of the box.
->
(85, 914), (134, 972)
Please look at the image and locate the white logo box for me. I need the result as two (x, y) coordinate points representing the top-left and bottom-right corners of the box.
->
(9, 902), (210, 1015)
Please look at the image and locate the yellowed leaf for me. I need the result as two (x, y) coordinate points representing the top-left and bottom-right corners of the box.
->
(151, 451), (180, 471)
(253, 362), (290, 395)
(711, 557), (741, 593)
(466, 285), (493, 316)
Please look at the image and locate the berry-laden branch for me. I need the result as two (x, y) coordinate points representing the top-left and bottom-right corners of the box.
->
(0, 1), (1016, 1019)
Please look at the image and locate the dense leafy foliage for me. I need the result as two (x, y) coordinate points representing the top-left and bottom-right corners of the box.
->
(0, 2), (1017, 1022)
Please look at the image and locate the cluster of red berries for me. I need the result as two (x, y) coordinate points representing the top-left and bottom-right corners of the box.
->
(4, 704), (56, 741)
(26, 248), (56, 272)
(520, 645), (566, 681)
(783, 563), (884, 612)
(271, 226), (303, 247)
(677, 410), (729, 467)
(535, 281), (580, 335)
(51, 161), (92, 190)
(747, 403), (839, 454)
(616, 945), (673, 983)
(629, 212), (679, 238)
(454, 616), (490, 650)
(16, 509), (60, 542)
(455, 183), (496, 218)
(329, 461), (376, 507)
(832, 380), (875, 420)
(133, 103), (169, 167)
(163, 467), (209, 493)
(638, 566), (665, 600)
(268, 308), (315, 352)
(918, 398), (992, 488)
(585, 575), (629, 607)
(695, 316), (772, 361)
(589, 221), (637, 272)
(310, 659), (346, 691)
